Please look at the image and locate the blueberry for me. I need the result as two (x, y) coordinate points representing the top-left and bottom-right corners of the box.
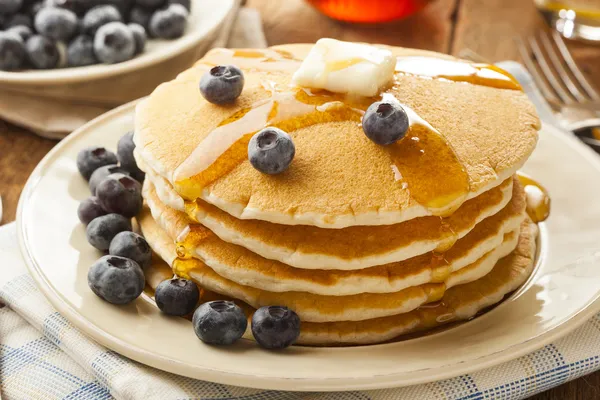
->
(148, 3), (187, 39)
(168, 0), (190, 11)
(199, 65), (244, 105)
(128, 6), (151, 30)
(0, 0), (22, 15)
(117, 131), (145, 182)
(76, 146), (118, 180)
(128, 23), (145, 55)
(248, 127), (295, 175)
(86, 213), (131, 250)
(94, 21), (135, 64)
(88, 255), (144, 305)
(135, 0), (165, 9)
(109, 231), (151, 269)
(5, 14), (32, 29)
(362, 101), (409, 146)
(192, 300), (247, 345)
(251, 306), (300, 349)
(34, 7), (78, 41)
(7, 25), (33, 41)
(96, 174), (142, 217)
(0, 32), (25, 70)
(89, 164), (129, 195)
(25, 35), (60, 69)
(155, 278), (199, 316)
(67, 34), (96, 66)
(81, 5), (121, 35)
(77, 196), (107, 225)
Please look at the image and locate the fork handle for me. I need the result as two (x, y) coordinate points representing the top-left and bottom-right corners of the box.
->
(495, 61), (566, 131)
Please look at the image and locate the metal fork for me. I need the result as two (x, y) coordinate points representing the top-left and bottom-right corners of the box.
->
(516, 31), (600, 132)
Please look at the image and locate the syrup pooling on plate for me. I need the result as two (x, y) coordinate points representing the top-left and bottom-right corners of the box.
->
(395, 56), (522, 91)
(517, 172), (550, 223)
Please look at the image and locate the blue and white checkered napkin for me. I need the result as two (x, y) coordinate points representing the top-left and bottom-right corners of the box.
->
(2, 220), (600, 400)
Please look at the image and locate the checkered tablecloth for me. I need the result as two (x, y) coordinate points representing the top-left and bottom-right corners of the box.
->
(2, 219), (600, 399)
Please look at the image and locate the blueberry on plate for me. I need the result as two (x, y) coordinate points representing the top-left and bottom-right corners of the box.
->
(251, 306), (300, 349)
(148, 3), (188, 39)
(81, 5), (122, 35)
(109, 231), (151, 269)
(362, 101), (409, 146)
(96, 173), (142, 217)
(5, 13), (32, 29)
(0, 0), (23, 15)
(128, 23), (146, 55)
(192, 300), (247, 345)
(86, 213), (131, 250)
(155, 278), (199, 316)
(248, 127), (295, 175)
(94, 21), (135, 64)
(199, 65), (244, 105)
(34, 7), (78, 41)
(0, 32), (26, 71)
(89, 164), (129, 195)
(26, 35), (60, 69)
(77, 196), (107, 225)
(128, 6), (151, 30)
(117, 131), (145, 182)
(7, 25), (33, 42)
(76, 146), (118, 180)
(88, 255), (145, 305)
(67, 34), (97, 67)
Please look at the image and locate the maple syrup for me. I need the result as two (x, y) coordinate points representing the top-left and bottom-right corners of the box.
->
(517, 172), (551, 223)
(306, 0), (432, 23)
(395, 57), (522, 91)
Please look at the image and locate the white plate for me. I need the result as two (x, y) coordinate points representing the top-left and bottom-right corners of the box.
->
(17, 101), (600, 391)
(0, 0), (234, 85)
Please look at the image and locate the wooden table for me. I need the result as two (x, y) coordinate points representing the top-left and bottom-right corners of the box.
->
(2, 0), (600, 398)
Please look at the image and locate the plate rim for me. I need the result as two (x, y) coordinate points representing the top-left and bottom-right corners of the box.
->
(16, 100), (600, 391)
(0, 0), (235, 85)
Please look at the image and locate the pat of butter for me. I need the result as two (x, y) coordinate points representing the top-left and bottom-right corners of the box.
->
(292, 38), (395, 97)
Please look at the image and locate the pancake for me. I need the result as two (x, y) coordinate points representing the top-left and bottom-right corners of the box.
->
(142, 179), (525, 296)
(142, 218), (538, 345)
(139, 162), (517, 270)
(138, 203), (527, 323)
(134, 44), (540, 228)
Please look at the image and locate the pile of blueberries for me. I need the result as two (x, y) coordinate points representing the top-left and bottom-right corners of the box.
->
(0, 0), (190, 70)
(76, 132), (300, 349)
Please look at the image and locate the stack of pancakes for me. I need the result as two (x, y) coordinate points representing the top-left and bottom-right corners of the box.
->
(133, 44), (542, 346)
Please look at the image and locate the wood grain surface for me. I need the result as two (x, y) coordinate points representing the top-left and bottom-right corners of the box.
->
(2, 0), (600, 398)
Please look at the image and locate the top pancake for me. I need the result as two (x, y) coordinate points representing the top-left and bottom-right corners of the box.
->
(135, 43), (540, 228)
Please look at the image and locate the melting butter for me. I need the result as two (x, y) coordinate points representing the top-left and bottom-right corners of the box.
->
(292, 38), (396, 97)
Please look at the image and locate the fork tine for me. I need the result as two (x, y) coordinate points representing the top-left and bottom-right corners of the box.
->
(515, 36), (562, 106)
(539, 32), (588, 102)
(552, 31), (600, 101)
(528, 35), (574, 104)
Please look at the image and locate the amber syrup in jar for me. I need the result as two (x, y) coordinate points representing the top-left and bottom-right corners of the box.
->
(306, 0), (432, 23)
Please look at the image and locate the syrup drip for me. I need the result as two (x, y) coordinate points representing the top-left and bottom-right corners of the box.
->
(395, 56), (522, 91)
(517, 172), (550, 223)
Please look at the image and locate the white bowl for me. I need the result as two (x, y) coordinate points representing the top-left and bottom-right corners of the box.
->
(0, 0), (235, 106)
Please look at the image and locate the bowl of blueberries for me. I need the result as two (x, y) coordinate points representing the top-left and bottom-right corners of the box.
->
(0, 0), (235, 105)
